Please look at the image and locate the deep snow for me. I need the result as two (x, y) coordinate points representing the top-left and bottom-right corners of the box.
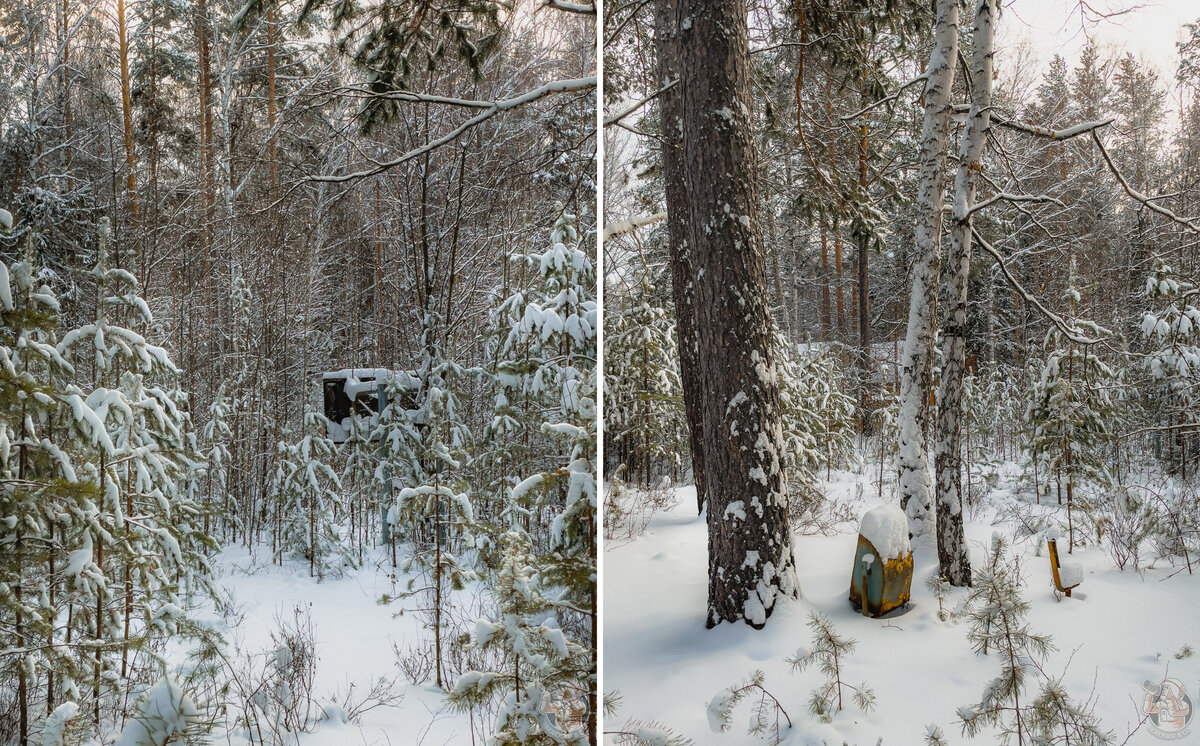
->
(603, 466), (1200, 745)
(167, 545), (483, 746)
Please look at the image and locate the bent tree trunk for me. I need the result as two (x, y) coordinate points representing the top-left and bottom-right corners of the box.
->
(897, 0), (959, 539)
(655, 0), (707, 513)
(935, 0), (995, 586)
(676, 0), (799, 628)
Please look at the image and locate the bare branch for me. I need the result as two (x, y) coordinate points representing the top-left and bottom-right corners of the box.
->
(839, 74), (927, 122)
(1091, 131), (1200, 234)
(973, 229), (1108, 345)
(604, 79), (678, 128)
(311, 77), (597, 183)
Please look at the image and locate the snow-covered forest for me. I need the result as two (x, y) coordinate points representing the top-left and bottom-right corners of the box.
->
(603, 0), (1200, 743)
(0, 0), (596, 742)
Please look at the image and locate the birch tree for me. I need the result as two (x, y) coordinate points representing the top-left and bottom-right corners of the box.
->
(933, 0), (995, 586)
(897, 0), (958, 539)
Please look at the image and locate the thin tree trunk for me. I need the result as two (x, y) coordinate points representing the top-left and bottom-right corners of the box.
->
(116, 0), (138, 264)
(897, 0), (959, 538)
(857, 90), (872, 432)
(676, 0), (799, 628)
(935, 0), (994, 586)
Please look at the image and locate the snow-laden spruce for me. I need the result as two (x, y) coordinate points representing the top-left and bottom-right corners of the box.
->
(449, 207), (596, 744)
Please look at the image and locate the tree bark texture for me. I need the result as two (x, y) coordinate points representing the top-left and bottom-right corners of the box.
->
(675, 0), (799, 627)
(655, 0), (708, 513)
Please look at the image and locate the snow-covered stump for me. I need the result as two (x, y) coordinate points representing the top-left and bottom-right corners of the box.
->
(849, 505), (913, 617)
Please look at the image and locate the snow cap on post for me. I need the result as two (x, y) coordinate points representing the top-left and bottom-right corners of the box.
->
(860, 504), (911, 564)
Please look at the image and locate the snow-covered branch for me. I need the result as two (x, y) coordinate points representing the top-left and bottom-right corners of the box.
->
(1091, 131), (1200, 234)
(968, 192), (1064, 217)
(993, 116), (1113, 141)
(543, 0), (595, 13)
(602, 212), (667, 241)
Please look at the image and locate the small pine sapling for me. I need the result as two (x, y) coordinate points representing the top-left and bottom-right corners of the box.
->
(706, 670), (792, 744)
(959, 533), (1112, 744)
(605, 690), (694, 746)
(787, 612), (876, 721)
(927, 574), (954, 622)
(924, 723), (949, 746)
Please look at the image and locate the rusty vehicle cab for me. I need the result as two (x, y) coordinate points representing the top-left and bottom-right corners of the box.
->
(321, 368), (420, 444)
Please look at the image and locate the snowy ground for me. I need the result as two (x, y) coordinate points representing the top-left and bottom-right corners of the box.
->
(168, 546), (481, 746)
(603, 463), (1200, 745)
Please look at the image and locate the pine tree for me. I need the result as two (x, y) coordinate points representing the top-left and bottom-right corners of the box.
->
(958, 533), (1110, 744)
(53, 218), (214, 722)
(1139, 261), (1199, 477)
(1025, 274), (1116, 550)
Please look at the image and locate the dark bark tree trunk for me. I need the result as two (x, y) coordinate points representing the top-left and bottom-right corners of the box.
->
(655, 0), (707, 513)
(674, 0), (799, 628)
(856, 94), (872, 433)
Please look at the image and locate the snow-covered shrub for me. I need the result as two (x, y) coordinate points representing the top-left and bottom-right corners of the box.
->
(705, 670), (791, 744)
(604, 691), (693, 746)
(1097, 485), (1158, 570)
(787, 612), (875, 721)
(38, 702), (82, 746)
(604, 467), (679, 543)
(114, 677), (201, 746)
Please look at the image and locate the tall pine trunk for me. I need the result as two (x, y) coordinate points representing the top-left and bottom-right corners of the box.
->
(675, 0), (799, 628)
(897, 0), (958, 538)
(655, 0), (707, 512)
(935, 0), (995, 586)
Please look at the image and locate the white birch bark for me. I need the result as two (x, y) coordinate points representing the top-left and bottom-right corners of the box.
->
(934, 0), (995, 585)
(897, 0), (959, 538)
